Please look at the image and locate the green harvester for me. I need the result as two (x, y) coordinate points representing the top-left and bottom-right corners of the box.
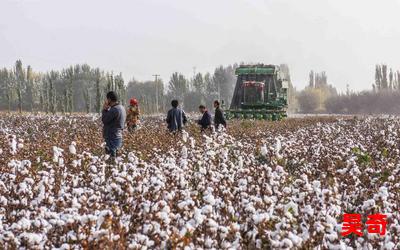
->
(226, 64), (288, 120)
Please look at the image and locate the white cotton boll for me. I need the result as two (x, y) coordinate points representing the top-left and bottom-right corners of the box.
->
(373, 186), (389, 201)
(385, 242), (395, 250)
(283, 187), (291, 194)
(207, 219), (219, 233)
(205, 237), (213, 248)
(18, 143), (24, 149)
(181, 146), (188, 159)
(20, 232), (43, 247)
(312, 180), (321, 189)
(221, 148), (229, 162)
(252, 213), (269, 224)
(260, 145), (268, 156)
(157, 211), (171, 224)
(281, 238), (293, 248)
(69, 141), (77, 155)
(53, 146), (59, 162)
(288, 232), (303, 246)
(0, 148), (2, 154)
(193, 208), (205, 225)
(362, 199), (375, 210)
(245, 204), (256, 214)
(303, 205), (314, 216)
(190, 137), (195, 148)
(0, 196), (8, 206)
(9, 136), (17, 155)
(90, 165), (97, 173)
(181, 222), (195, 237)
(203, 194), (215, 205)
(128, 242), (139, 249)
(275, 138), (281, 152)
(53, 146), (63, 163)
(379, 186), (389, 199)
(182, 130), (189, 142)
(128, 152), (137, 163)
(71, 160), (78, 168)
(207, 150), (216, 158)
(275, 138), (282, 158)
(285, 201), (299, 216)
(199, 166), (207, 175)
(201, 205), (213, 214)
(238, 156), (243, 168)
(203, 134), (213, 144)
(325, 233), (338, 242)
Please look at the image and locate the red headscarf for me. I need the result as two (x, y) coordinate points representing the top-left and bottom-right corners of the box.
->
(130, 98), (138, 106)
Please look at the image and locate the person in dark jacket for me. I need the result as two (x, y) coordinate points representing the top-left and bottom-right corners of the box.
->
(198, 105), (212, 132)
(213, 100), (226, 129)
(102, 91), (126, 159)
(166, 100), (187, 133)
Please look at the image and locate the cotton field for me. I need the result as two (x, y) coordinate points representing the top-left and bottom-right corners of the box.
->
(0, 113), (399, 249)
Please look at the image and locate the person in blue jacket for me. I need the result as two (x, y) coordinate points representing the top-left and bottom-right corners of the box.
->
(166, 100), (187, 133)
(197, 105), (212, 132)
(102, 91), (126, 159)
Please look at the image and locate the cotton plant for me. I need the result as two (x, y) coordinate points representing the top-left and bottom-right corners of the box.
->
(0, 114), (399, 249)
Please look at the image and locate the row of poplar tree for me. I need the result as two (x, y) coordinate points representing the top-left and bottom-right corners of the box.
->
(0, 60), (238, 114)
(297, 64), (400, 114)
(373, 64), (400, 91)
(0, 60), (126, 113)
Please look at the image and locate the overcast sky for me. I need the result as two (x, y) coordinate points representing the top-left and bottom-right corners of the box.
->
(1, 0), (400, 91)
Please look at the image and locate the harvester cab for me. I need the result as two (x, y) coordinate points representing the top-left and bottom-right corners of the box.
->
(226, 64), (288, 120)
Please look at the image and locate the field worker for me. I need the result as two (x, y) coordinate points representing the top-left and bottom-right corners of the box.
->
(166, 99), (187, 133)
(126, 98), (140, 132)
(102, 91), (126, 161)
(197, 105), (212, 132)
(213, 100), (227, 130)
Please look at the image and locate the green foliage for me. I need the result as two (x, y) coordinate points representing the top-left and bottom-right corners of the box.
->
(297, 88), (320, 113)
(351, 147), (372, 166)
(0, 60), (238, 113)
(297, 70), (337, 113)
(168, 72), (188, 100)
(240, 120), (253, 129)
(126, 79), (164, 114)
(380, 169), (390, 182)
(381, 147), (389, 158)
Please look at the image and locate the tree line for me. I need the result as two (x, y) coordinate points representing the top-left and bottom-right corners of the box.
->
(296, 70), (337, 113)
(126, 65), (237, 113)
(296, 64), (400, 114)
(373, 64), (400, 91)
(12, 59), (399, 115)
(0, 60), (126, 114)
(0, 60), (237, 114)
(324, 64), (400, 114)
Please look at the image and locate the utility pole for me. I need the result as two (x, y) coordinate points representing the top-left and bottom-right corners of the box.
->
(192, 67), (196, 92)
(153, 74), (160, 113)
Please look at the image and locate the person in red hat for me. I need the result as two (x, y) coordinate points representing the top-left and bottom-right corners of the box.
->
(126, 98), (140, 132)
